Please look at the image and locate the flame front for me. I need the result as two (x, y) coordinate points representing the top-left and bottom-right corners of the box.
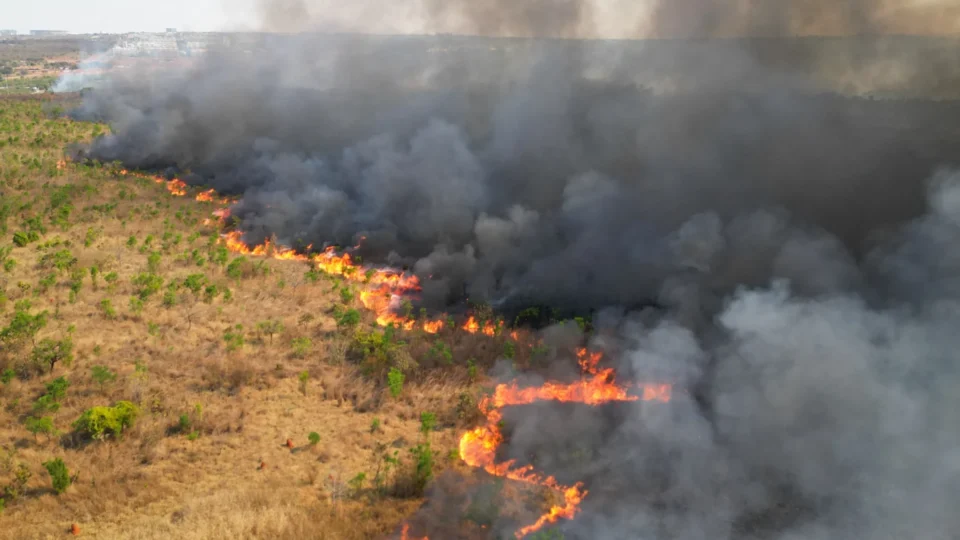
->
(459, 348), (671, 538)
(106, 165), (673, 539)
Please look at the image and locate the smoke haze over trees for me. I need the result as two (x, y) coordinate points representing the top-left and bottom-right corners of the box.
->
(64, 0), (960, 538)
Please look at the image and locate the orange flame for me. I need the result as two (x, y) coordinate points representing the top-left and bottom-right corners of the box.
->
(462, 316), (498, 336)
(196, 189), (216, 202)
(459, 350), (671, 538)
(400, 523), (428, 540)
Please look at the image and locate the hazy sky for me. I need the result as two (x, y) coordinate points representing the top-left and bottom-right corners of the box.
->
(0, 0), (242, 34)
(2, 0), (958, 36)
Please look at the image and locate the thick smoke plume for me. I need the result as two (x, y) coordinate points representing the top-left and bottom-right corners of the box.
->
(66, 0), (960, 537)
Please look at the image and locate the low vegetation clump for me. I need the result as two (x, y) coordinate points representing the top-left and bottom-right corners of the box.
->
(72, 401), (141, 441)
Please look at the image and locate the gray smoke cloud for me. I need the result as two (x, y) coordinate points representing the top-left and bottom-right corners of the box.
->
(65, 0), (960, 537)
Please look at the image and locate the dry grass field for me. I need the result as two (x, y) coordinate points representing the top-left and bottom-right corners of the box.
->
(0, 93), (548, 539)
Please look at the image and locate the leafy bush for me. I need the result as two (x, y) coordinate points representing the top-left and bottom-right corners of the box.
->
(32, 394), (60, 415)
(42, 458), (71, 494)
(45, 376), (70, 400)
(12, 230), (39, 247)
(0, 369), (14, 384)
(3, 463), (31, 502)
(99, 298), (116, 319)
(146, 251), (161, 273)
(128, 296), (144, 316)
(72, 401), (141, 440)
(182, 273), (207, 294)
(90, 365), (116, 391)
(25, 416), (55, 439)
(308, 432), (320, 445)
(291, 336), (311, 358)
(132, 273), (163, 300)
(223, 324), (245, 352)
(334, 307), (361, 329)
(38, 249), (76, 272)
(387, 367), (404, 398)
(0, 307), (47, 346)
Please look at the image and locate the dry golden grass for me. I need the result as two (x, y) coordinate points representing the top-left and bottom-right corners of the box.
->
(0, 97), (490, 539)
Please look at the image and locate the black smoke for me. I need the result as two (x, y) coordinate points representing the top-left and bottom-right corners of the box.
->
(64, 0), (960, 538)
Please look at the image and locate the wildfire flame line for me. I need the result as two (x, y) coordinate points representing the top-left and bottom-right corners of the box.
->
(455, 348), (671, 538)
(109, 167), (673, 539)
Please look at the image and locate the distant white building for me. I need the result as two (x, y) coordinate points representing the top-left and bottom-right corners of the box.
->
(30, 30), (69, 36)
(0, 30), (16, 37)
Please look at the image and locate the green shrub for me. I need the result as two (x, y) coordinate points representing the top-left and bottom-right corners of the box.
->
(177, 413), (191, 433)
(25, 416), (55, 439)
(502, 340), (516, 360)
(291, 336), (311, 358)
(45, 376), (70, 400)
(0, 369), (14, 384)
(387, 367), (404, 398)
(3, 463), (31, 502)
(419, 412), (436, 435)
(90, 365), (116, 391)
(308, 432), (320, 445)
(334, 307), (361, 329)
(147, 251), (161, 273)
(72, 401), (141, 440)
(99, 298), (116, 320)
(0, 306), (47, 346)
(38, 249), (76, 273)
(128, 296), (144, 316)
(42, 458), (71, 494)
(182, 273), (207, 294)
(132, 273), (163, 300)
(223, 324), (244, 352)
(348, 472), (366, 497)
(32, 394), (60, 415)
(298, 370), (309, 395)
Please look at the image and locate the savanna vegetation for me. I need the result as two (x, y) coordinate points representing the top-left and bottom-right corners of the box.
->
(0, 91), (572, 539)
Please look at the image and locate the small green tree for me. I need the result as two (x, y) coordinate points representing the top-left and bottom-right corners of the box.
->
(42, 458), (71, 494)
(31, 338), (74, 373)
(256, 320), (284, 346)
(308, 432), (321, 445)
(25, 416), (56, 441)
